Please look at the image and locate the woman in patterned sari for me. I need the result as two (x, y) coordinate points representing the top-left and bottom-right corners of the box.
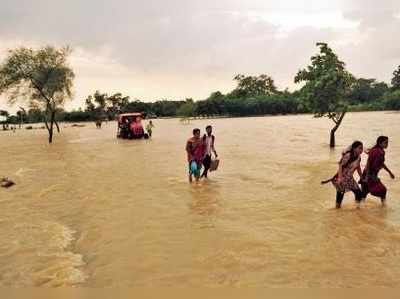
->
(322, 141), (364, 209)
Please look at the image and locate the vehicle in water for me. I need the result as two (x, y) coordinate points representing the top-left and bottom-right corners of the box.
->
(117, 112), (149, 139)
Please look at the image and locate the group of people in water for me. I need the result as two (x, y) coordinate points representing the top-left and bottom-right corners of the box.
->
(322, 136), (395, 208)
(119, 116), (154, 139)
(185, 129), (395, 208)
(186, 125), (218, 182)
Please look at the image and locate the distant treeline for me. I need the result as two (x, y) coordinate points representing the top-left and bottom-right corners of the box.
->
(1, 73), (400, 124)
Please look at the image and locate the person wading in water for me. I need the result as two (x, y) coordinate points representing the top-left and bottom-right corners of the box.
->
(322, 141), (364, 209)
(146, 120), (154, 138)
(361, 136), (395, 206)
(186, 128), (205, 183)
(201, 125), (218, 179)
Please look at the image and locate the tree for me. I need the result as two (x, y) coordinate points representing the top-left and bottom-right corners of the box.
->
(391, 65), (400, 90)
(106, 93), (130, 120)
(0, 46), (74, 143)
(85, 95), (96, 112)
(230, 74), (277, 98)
(84, 91), (107, 122)
(16, 107), (27, 129)
(27, 108), (45, 123)
(295, 42), (354, 148)
(0, 110), (9, 118)
(177, 98), (195, 118)
(0, 110), (8, 128)
(383, 90), (400, 110)
(349, 78), (389, 104)
(85, 91), (130, 121)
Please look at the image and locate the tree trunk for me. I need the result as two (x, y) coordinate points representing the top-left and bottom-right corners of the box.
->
(330, 129), (336, 148)
(55, 120), (60, 133)
(329, 112), (346, 148)
(48, 111), (55, 143)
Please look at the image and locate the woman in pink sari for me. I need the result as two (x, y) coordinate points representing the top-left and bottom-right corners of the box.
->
(361, 136), (395, 205)
(185, 128), (205, 182)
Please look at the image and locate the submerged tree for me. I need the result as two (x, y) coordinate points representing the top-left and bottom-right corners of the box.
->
(295, 42), (354, 148)
(0, 46), (74, 143)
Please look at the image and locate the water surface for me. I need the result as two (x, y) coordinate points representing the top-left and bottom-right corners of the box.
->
(0, 112), (399, 287)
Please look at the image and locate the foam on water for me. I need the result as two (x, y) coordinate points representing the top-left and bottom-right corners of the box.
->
(0, 221), (87, 287)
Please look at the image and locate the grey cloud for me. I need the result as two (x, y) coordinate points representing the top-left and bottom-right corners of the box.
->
(0, 0), (399, 105)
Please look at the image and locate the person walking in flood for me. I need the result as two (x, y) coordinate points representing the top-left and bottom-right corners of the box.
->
(361, 136), (395, 206)
(201, 125), (218, 179)
(322, 141), (364, 209)
(186, 128), (205, 183)
(146, 120), (154, 138)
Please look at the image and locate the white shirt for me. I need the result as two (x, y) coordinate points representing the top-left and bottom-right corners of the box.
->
(205, 135), (213, 155)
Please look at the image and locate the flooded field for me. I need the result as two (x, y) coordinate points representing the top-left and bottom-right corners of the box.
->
(0, 111), (399, 287)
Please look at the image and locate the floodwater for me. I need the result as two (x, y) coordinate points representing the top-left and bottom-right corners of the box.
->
(0, 111), (399, 287)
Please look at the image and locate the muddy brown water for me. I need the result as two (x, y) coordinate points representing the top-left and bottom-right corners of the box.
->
(0, 112), (399, 287)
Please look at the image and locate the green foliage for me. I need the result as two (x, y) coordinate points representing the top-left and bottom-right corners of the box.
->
(0, 47), (74, 107)
(294, 42), (356, 147)
(1, 42), (396, 127)
(84, 90), (129, 121)
(349, 78), (389, 104)
(0, 110), (9, 117)
(392, 65), (400, 90)
(229, 74), (277, 98)
(177, 99), (195, 117)
(295, 43), (354, 118)
(382, 90), (400, 110)
(0, 110), (8, 123)
(0, 46), (74, 142)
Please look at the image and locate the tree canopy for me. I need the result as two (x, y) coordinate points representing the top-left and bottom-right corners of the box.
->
(392, 65), (400, 90)
(0, 46), (74, 142)
(295, 42), (354, 147)
(229, 74), (278, 98)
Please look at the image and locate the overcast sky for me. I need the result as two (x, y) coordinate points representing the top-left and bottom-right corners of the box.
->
(1, 0), (399, 111)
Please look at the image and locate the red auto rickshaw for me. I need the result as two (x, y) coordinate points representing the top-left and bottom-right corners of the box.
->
(117, 112), (148, 139)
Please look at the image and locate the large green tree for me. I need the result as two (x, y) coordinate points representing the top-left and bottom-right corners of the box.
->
(295, 42), (354, 148)
(0, 46), (74, 143)
(391, 65), (400, 90)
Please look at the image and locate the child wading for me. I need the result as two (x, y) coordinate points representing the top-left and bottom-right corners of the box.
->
(361, 136), (395, 206)
(146, 120), (154, 137)
(322, 141), (364, 209)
